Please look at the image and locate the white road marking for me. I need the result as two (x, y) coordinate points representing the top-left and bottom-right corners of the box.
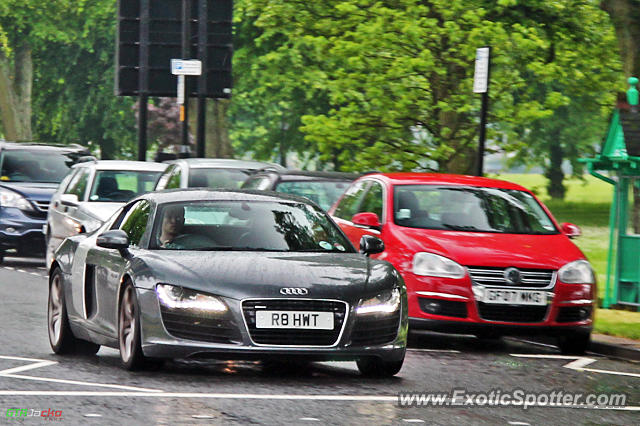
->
(403, 419), (426, 423)
(84, 414), (102, 418)
(16, 269), (26, 273)
(0, 355), (161, 392)
(0, 391), (636, 411)
(511, 354), (640, 379)
(407, 349), (461, 353)
(508, 422), (530, 426)
(299, 418), (320, 421)
(192, 415), (215, 419)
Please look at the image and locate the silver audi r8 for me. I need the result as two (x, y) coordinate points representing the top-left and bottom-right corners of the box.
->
(48, 189), (407, 376)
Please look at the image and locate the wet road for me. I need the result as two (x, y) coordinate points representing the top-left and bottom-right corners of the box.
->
(0, 257), (638, 424)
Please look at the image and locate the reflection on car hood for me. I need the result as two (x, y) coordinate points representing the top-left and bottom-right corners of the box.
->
(394, 227), (585, 269)
(79, 202), (122, 222)
(134, 251), (395, 300)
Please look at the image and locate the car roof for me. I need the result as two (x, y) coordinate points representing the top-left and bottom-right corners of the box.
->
(73, 160), (168, 172)
(165, 158), (285, 171)
(361, 172), (530, 191)
(143, 188), (316, 205)
(0, 141), (89, 153)
(255, 170), (359, 181)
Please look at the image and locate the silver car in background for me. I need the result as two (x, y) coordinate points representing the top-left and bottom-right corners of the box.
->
(45, 160), (167, 266)
(155, 158), (284, 190)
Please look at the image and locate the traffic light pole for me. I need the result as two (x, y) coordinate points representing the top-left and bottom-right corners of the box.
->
(180, 0), (191, 158)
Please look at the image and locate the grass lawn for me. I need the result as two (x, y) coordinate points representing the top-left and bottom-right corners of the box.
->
(496, 174), (640, 340)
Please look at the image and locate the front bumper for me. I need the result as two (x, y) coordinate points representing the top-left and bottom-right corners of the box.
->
(137, 288), (408, 362)
(404, 271), (594, 334)
(0, 207), (46, 256)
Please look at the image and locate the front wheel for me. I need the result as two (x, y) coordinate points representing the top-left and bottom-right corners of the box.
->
(558, 332), (591, 355)
(357, 354), (404, 377)
(48, 268), (100, 355)
(119, 282), (153, 370)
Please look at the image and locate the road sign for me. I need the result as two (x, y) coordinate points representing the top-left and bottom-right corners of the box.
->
(171, 59), (202, 76)
(473, 47), (490, 93)
(177, 75), (185, 104)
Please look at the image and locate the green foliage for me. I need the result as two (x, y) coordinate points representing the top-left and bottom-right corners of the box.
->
(27, 0), (137, 158)
(234, 0), (621, 173)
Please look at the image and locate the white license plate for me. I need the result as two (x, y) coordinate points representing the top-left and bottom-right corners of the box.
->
(482, 289), (546, 306)
(255, 311), (334, 329)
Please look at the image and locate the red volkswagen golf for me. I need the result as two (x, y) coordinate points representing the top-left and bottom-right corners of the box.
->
(329, 173), (595, 354)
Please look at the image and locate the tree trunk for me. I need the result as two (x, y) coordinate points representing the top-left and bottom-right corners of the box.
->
(545, 143), (566, 199)
(0, 41), (33, 141)
(205, 99), (233, 158)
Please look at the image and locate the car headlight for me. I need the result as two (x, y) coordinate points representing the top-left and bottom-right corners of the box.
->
(412, 252), (466, 278)
(558, 260), (595, 284)
(356, 288), (400, 315)
(0, 188), (34, 211)
(156, 284), (228, 313)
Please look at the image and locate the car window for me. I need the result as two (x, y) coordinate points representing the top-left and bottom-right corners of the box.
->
(151, 201), (355, 252)
(57, 169), (78, 194)
(333, 181), (369, 221)
(119, 200), (151, 247)
(0, 149), (83, 183)
(242, 176), (272, 190)
(393, 185), (558, 234)
(164, 165), (182, 189)
(358, 181), (383, 219)
(65, 168), (91, 200)
(88, 170), (162, 202)
(187, 168), (250, 188)
(276, 180), (352, 211)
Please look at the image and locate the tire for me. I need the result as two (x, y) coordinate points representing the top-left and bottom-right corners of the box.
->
(558, 331), (591, 355)
(118, 282), (149, 370)
(48, 268), (100, 355)
(357, 354), (405, 377)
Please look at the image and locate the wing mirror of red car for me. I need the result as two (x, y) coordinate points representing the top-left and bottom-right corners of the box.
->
(352, 212), (381, 230)
(359, 235), (385, 256)
(561, 222), (581, 239)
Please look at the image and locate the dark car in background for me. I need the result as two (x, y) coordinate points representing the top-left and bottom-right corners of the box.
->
(0, 142), (90, 262)
(155, 158), (284, 191)
(242, 170), (358, 211)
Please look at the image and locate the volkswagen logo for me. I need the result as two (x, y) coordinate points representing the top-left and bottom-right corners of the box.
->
(280, 287), (309, 296)
(504, 267), (522, 285)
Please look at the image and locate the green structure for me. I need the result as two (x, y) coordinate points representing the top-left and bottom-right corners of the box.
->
(582, 77), (640, 309)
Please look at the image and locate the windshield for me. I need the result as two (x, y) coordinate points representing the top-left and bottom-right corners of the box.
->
(393, 185), (558, 235)
(89, 170), (163, 202)
(188, 168), (251, 189)
(0, 150), (82, 183)
(275, 180), (352, 210)
(151, 200), (355, 252)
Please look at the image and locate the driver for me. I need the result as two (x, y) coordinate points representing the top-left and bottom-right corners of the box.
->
(158, 204), (217, 249)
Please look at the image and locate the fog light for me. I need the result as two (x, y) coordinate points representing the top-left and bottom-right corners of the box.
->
(423, 301), (441, 314)
(5, 227), (15, 233)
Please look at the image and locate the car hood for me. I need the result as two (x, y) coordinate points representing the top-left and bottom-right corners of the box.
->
(0, 182), (58, 202)
(393, 227), (585, 269)
(132, 251), (397, 301)
(79, 202), (122, 222)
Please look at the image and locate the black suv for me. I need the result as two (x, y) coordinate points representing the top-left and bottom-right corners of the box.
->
(241, 170), (358, 211)
(0, 142), (90, 262)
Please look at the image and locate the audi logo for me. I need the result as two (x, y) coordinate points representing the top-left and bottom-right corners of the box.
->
(280, 287), (309, 295)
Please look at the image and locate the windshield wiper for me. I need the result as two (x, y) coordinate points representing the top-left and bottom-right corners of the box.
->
(442, 224), (480, 231)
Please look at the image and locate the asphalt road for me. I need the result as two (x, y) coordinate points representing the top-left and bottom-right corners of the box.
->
(0, 257), (638, 425)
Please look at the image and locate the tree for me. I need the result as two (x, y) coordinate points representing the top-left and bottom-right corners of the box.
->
(239, 0), (620, 174)
(0, 0), (96, 141)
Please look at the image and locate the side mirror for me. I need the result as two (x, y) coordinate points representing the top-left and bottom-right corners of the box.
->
(561, 222), (581, 239)
(97, 229), (130, 250)
(352, 212), (381, 230)
(359, 235), (385, 256)
(60, 193), (79, 207)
